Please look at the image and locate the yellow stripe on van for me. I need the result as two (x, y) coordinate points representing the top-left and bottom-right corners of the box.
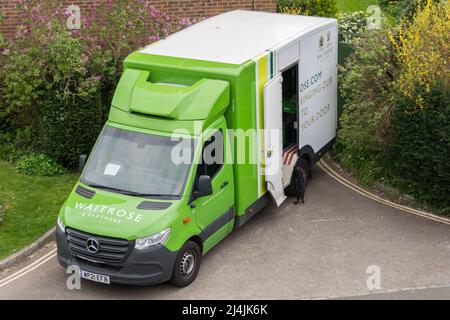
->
(256, 53), (270, 195)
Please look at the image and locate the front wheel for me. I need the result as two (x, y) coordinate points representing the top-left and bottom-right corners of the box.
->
(169, 241), (202, 287)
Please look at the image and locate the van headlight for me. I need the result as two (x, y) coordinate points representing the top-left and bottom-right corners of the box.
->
(135, 228), (171, 250)
(57, 215), (65, 232)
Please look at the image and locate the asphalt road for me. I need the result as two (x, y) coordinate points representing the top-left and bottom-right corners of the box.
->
(0, 165), (449, 300)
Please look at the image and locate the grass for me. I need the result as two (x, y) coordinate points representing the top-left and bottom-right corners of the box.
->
(0, 161), (78, 259)
(336, 0), (379, 13)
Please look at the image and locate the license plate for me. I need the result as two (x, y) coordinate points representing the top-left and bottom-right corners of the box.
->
(80, 270), (110, 284)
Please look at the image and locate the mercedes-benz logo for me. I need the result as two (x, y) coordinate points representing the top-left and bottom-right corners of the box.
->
(86, 238), (100, 254)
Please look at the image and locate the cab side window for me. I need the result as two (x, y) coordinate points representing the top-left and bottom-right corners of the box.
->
(196, 130), (224, 181)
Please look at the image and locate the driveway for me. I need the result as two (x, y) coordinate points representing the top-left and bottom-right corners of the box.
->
(1, 164), (449, 299)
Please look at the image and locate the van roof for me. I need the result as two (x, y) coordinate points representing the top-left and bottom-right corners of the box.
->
(141, 10), (336, 65)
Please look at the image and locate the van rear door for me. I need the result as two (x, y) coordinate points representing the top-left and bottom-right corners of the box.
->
(263, 75), (287, 206)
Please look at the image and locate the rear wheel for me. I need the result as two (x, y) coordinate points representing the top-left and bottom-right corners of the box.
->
(285, 157), (309, 196)
(169, 241), (201, 287)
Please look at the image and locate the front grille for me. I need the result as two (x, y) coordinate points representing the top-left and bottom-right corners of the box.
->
(66, 228), (133, 264)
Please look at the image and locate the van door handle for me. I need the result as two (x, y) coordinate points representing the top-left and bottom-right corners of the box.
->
(220, 181), (229, 189)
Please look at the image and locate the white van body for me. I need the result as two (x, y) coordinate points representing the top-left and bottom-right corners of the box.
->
(143, 10), (338, 206)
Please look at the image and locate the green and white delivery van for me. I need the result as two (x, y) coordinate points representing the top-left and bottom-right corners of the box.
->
(56, 10), (338, 287)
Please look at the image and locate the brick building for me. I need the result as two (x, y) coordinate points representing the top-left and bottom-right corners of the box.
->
(0, 0), (277, 39)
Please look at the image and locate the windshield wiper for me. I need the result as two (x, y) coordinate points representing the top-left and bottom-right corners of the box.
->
(136, 193), (175, 198)
(85, 183), (175, 198)
(85, 183), (139, 196)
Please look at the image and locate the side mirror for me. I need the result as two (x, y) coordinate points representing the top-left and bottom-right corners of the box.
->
(193, 175), (213, 200)
(79, 154), (88, 172)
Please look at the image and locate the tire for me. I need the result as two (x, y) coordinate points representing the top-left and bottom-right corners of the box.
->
(169, 241), (202, 287)
(285, 157), (309, 196)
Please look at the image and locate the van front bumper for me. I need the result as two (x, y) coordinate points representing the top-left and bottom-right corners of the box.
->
(56, 227), (177, 286)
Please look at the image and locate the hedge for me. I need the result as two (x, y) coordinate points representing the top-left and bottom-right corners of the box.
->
(389, 82), (450, 212)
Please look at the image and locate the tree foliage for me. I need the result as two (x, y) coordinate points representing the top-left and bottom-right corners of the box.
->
(0, 0), (198, 169)
(337, 30), (398, 184)
(277, 0), (338, 17)
(338, 0), (450, 212)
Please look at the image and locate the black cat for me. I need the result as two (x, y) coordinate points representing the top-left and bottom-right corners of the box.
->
(293, 165), (306, 204)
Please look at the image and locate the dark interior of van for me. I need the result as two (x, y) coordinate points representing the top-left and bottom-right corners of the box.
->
(282, 64), (299, 150)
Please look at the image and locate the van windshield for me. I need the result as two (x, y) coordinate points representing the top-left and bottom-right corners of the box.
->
(81, 126), (195, 199)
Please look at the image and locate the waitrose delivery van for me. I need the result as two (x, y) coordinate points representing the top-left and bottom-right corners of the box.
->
(56, 10), (338, 287)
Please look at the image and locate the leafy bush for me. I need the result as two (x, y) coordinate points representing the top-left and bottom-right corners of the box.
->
(0, 143), (28, 163)
(0, 0), (198, 169)
(387, 1), (450, 212)
(0, 127), (38, 163)
(337, 0), (450, 212)
(0, 203), (4, 225)
(277, 0), (338, 17)
(1, 4), (103, 167)
(0, 10), (5, 51)
(389, 0), (449, 104)
(0, 10), (8, 136)
(278, 3), (303, 15)
(336, 30), (398, 185)
(337, 11), (369, 41)
(15, 154), (66, 176)
(40, 94), (103, 168)
(389, 82), (450, 212)
(378, 0), (444, 22)
(77, 0), (200, 115)
(378, 0), (418, 20)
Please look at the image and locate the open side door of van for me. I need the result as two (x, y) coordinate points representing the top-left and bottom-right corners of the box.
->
(263, 75), (287, 207)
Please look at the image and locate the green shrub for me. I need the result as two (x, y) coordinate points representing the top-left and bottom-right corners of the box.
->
(0, 203), (4, 225)
(386, 1), (450, 212)
(336, 29), (398, 185)
(40, 95), (103, 168)
(378, 0), (417, 19)
(0, 10), (5, 51)
(389, 82), (450, 213)
(0, 143), (27, 163)
(15, 154), (66, 176)
(378, 0), (443, 22)
(0, 1), (198, 169)
(0, 127), (38, 163)
(336, 1), (449, 213)
(0, 10), (8, 136)
(277, 0), (338, 17)
(389, 0), (449, 103)
(1, 18), (103, 167)
(337, 11), (369, 41)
